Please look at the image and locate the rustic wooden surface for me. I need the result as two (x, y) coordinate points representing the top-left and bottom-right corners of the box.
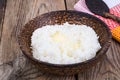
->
(0, 0), (120, 80)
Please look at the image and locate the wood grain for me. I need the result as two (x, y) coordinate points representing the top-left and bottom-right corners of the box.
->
(0, 0), (120, 80)
(0, 0), (7, 66)
(0, 0), (65, 64)
(66, 0), (78, 10)
(0, 0), (75, 80)
(0, 0), (7, 41)
(78, 40), (120, 80)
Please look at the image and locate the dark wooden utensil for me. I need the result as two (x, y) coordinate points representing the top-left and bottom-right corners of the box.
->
(85, 0), (120, 23)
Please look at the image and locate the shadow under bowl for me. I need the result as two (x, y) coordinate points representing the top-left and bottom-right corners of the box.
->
(18, 10), (111, 75)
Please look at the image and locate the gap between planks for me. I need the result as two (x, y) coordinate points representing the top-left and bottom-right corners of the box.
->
(0, 0), (7, 43)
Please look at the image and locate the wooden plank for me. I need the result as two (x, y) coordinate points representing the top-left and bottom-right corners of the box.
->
(78, 40), (120, 80)
(0, 0), (75, 80)
(0, 0), (7, 71)
(1, 0), (65, 64)
(66, 0), (78, 10)
(0, 0), (7, 53)
(4, 54), (74, 80)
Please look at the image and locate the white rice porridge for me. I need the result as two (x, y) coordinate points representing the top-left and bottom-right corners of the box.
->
(31, 22), (101, 64)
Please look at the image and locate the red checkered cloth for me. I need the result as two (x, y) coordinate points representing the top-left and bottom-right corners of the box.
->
(74, 0), (120, 42)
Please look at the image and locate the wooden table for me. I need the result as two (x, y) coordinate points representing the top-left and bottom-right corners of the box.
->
(0, 0), (120, 80)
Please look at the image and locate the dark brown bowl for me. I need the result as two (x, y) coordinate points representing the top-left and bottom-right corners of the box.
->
(18, 10), (111, 75)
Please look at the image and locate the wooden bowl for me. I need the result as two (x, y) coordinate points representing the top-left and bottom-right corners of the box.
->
(18, 10), (111, 75)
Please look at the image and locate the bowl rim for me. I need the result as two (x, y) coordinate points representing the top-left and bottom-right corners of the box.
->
(18, 10), (112, 67)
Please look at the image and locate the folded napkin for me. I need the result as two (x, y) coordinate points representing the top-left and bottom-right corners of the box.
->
(74, 0), (120, 42)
